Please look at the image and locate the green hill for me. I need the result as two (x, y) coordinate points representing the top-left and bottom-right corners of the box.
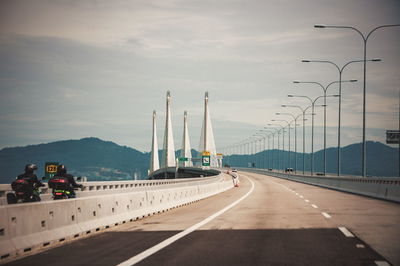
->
(0, 137), (148, 183)
(1, 138), (398, 184)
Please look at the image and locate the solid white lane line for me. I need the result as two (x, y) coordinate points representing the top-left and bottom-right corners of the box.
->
(375, 261), (390, 266)
(312, 204), (318, 208)
(321, 212), (331, 219)
(338, 227), (354, 237)
(116, 175), (255, 266)
(305, 199), (310, 203)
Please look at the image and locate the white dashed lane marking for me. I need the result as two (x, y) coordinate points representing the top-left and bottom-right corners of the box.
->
(338, 227), (354, 237)
(375, 261), (390, 266)
(312, 204), (318, 209)
(305, 199), (310, 203)
(321, 212), (331, 219)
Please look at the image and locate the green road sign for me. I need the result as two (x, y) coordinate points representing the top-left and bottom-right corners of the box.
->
(178, 157), (189, 162)
(202, 156), (210, 166)
(45, 162), (59, 179)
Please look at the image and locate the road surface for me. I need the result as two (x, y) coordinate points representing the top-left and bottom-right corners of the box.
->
(6, 171), (400, 266)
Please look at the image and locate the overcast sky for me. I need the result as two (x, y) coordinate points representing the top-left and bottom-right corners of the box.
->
(0, 0), (399, 153)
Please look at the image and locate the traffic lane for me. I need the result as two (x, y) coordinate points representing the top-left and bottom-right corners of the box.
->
(5, 175), (249, 266)
(4, 231), (180, 266)
(119, 173), (387, 266)
(109, 174), (250, 232)
(137, 228), (386, 266)
(251, 172), (400, 265)
(203, 172), (332, 230)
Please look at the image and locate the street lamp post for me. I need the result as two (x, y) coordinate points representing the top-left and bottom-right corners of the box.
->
(266, 127), (280, 171)
(260, 130), (272, 169)
(272, 119), (292, 171)
(294, 80), (357, 175)
(301, 58), (380, 176)
(288, 94), (339, 175)
(255, 131), (269, 168)
(282, 105), (312, 174)
(276, 112), (303, 173)
(268, 123), (285, 172)
(315, 23), (400, 177)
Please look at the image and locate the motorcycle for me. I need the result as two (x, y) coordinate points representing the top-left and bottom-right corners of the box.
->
(48, 177), (83, 200)
(7, 179), (41, 204)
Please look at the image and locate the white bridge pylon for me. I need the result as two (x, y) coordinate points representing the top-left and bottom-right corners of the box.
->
(150, 91), (219, 173)
(161, 91), (176, 168)
(180, 111), (193, 167)
(149, 110), (160, 173)
(199, 92), (219, 167)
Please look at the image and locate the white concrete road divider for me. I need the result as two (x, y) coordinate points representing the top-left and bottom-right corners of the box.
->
(0, 173), (233, 263)
(240, 168), (400, 203)
(0, 175), (223, 206)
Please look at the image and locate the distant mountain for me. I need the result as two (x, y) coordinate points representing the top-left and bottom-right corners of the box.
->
(1, 138), (398, 184)
(0, 137), (201, 183)
(0, 137), (149, 183)
(224, 141), (399, 177)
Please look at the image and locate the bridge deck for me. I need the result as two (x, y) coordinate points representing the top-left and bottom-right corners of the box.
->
(6, 171), (400, 266)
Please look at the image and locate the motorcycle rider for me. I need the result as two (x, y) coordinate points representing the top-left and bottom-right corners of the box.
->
(53, 164), (83, 198)
(15, 164), (45, 201)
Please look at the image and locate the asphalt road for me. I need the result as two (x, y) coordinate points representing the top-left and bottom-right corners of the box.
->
(6, 171), (400, 266)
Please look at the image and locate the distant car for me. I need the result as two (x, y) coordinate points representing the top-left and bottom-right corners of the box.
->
(285, 168), (294, 173)
(232, 169), (237, 172)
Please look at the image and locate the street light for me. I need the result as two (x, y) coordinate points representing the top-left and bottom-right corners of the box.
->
(293, 79), (357, 175)
(272, 119), (292, 171)
(301, 58), (380, 176)
(276, 112), (303, 173)
(260, 129), (273, 169)
(314, 23), (400, 177)
(254, 131), (268, 168)
(282, 104), (312, 174)
(265, 126), (280, 171)
(268, 123), (286, 172)
(288, 94), (339, 175)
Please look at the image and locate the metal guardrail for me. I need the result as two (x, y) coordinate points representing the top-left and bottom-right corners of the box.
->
(238, 168), (400, 203)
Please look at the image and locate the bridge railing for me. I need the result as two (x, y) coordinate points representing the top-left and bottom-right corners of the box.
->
(0, 176), (222, 205)
(239, 168), (400, 203)
(0, 172), (234, 263)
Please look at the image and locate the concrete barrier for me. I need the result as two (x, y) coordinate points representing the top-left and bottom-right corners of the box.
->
(0, 208), (15, 260)
(0, 175), (224, 206)
(0, 173), (233, 263)
(241, 168), (400, 203)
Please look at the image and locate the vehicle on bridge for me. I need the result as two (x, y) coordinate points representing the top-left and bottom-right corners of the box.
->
(7, 179), (42, 204)
(48, 176), (83, 200)
(46, 164), (83, 200)
(285, 168), (294, 173)
(7, 163), (44, 204)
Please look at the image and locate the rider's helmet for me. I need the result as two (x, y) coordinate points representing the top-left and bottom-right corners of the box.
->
(25, 164), (38, 174)
(57, 164), (67, 174)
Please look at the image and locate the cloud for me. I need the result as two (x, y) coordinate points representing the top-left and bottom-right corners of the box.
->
(0, 0), (399, 153)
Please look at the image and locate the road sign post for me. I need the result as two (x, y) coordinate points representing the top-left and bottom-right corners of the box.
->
(45, 162), (59, 179)
(386, 130), (399, 144)
(202, 151), (211, 168)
